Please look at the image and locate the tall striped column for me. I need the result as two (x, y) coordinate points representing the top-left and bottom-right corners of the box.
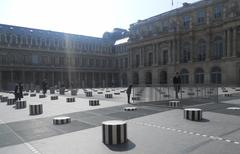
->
(102, 120), (127, 145)
(184, 108), (202, 121)
(29, 104), (43, 115)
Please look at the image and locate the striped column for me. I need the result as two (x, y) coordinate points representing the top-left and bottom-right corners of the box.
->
(51, 96), (58, 100)
(85, 91), (92, 97)
(66, 97), (75, 102)
(7, 98), (15, 105)
(30, 93), (36, 97)
(105, 94), (113, 98)
(102, 120), (127, 145)
(89, 99), (100, 106)
(29, 104), (43, 115)
(53, 116), (71, 125)
(16, 101), (27, 109)
(168, 100), (181, 107)
(97, 91), (103, 94)
(1, 96), (8, 102)
(184, 108), (202, 121)
(39, 95), (46, 98)
(124, 107), (137, 111)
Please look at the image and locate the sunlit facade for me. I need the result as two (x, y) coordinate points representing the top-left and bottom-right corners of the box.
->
(0, 0), (240, 90)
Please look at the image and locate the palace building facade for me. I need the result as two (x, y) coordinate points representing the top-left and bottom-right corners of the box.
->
(0, 0), (240, 90)
(127, 0), (240, 86)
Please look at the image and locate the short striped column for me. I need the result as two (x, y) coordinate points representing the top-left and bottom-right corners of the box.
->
(106, 90), (110, 92)
(114, 92), (120, 95)
(97, 91), (103, 94)
(53, 116), (71, 125)
(188, 92), (195, 96)
(224, 94), (232, 97)
(124, 107), (137, 111)
(66, 97), (75, 103)
(7, 98), (15, 105)
(30, 93), (36, 97)
(132, 97), (140, 101)
(235, 88), (240, 91)
(102, 120), (127, 145)
(89, 99), (100, 106)
(16, 101), (27, 109)
(168, 100), (181, 107)
(1, 96), (8, 102)
(85, 91), (92, 97)
(39, 95), (46, 98)
(29, 104), (43, 115)
(184, 108), (202, 121)
(105, 94), (113, 98)
(120, 90), (125, 93)
(51, 96), (58, 100)
(23, 93), (29, 96)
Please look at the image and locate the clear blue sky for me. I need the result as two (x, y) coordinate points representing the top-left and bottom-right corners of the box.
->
(0, 0), (199, 37)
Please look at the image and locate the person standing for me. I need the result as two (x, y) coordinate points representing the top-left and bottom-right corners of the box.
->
(14, 82), (23, 101)
(126, 85), (132, 104)
(173, 72), (181, 99)
(42, 79), (48, 95)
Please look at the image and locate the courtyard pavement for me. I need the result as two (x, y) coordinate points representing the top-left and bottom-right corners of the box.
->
(0, 88), (240, 154)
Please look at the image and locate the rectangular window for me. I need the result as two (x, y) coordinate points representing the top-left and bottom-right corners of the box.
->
(214, 4), (222, 19)
(32, 55), (38, 65)
(183, 16), (190, 30)
(148, 53), (153, 66)
(197, 10), (205, 24)
(125, 58), (128, 68)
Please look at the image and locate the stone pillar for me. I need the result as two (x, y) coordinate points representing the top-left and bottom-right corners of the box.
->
(22, 71), (25, 83)
(172, 40), (176, 64)
(227, 29), (232, 57)
(176, 39), (180, 64)
(92, 72), (95, 88)
(233, 28), (237, 57)
(0, 71), (2, 90)
(61, 71), (64, 83)
(153, 44), (157, 65)
(52, 72), (54, 86)
(168, 41), (172, 64)
(206, 35), (211, 61)
(140, 47), (144, 66)
(10, 70), (13, 83)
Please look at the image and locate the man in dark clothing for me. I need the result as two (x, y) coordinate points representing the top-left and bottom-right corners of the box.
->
(173, 72), (181, 99)
(42, 79), (48, 95)
(126, 85), (132, 104)
(14, 82), (23, 101)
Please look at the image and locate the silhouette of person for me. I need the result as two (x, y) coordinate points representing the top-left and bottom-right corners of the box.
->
(126, 85), (132, 104)
(14, 82), (23, 101)
(173, 72), (181, 99)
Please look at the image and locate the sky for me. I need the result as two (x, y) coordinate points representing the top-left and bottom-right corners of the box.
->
(0, 0), (199, 37)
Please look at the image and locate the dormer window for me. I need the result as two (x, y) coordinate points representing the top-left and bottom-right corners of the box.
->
(214, 4), (222, 19)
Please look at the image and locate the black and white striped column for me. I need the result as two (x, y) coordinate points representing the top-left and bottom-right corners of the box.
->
(132, 97), (140, 101)
(51, 96), (58, 100)
(23, 93), (29, 96)
(97, 91), (103, 94)
(1, 96), (8, 102)
(39, 95), (46, 98)
(89, 99), (100, 106)
(105, 94), (113, 98)
(85, 91), (92, 97)
(66, 97), (75, 102)
(114, 92), (120, 95)
(16, 101), (27, 109)
(30, 93), (36, 97)
(53, 116), (71, 125)
(224, 94), (232, 97)
(184, 108), (202, 121)
(29, 104), (43, 115)
(168, 100), (181, 107)
(124, 107), (137, 111)
(102, 120), (127, 145)
(7, 98), (15, 105)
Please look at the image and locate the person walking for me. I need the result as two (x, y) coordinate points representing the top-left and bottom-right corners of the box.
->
(173, 72), (181, 99)
(14, 82), (23, 101)
(126, 85), (132, 104)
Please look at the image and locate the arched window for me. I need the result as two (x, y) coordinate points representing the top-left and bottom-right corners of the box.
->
(195, 68), (204, 84)
(181, 42), (191, 63)
(213, 37), (223, 60)
(211, 67), (221, 84)
(145, 71), (152, 84)
(133, 72), (139, 85)
(180, 69), (189, 84)
(159, 71), (167, 84)
(196, 40), (206, 61)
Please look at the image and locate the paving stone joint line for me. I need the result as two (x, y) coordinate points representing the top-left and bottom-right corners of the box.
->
(130, 121), (240, 145)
